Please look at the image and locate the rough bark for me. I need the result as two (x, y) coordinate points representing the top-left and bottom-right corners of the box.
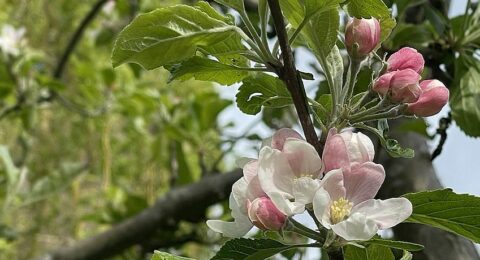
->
(376, 119), (479, 260)
(41, 170), (242, 260)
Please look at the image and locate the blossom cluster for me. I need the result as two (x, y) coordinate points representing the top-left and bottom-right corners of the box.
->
(207, 128), (412, 242)
(346, 18), (449, 117)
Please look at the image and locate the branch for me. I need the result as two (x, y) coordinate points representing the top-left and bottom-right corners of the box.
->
(267, 0), (322, 153)
(431, 112), (452, 160)
(54, 0), (111, 79)
(44, 170), (242, 260)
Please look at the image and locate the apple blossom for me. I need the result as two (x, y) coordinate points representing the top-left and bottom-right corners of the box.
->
(207, 160), (287, 237)
(258, 131), (323, 216)
(345, 17), (381, 59)
(387, 47), (425, 74)
(322, 128), (375, 172)
(374, 69), (422, 103)
(0, 24), (26, 57)
(313, 164), (412, 241)
(373, 71), (395, 96)
(407, 79), (449, 117)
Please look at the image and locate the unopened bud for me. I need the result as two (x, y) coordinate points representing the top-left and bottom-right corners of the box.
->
(247, 197), (286, 231)
(407, 79), (449, 117)
(345, 18), (381, 59)
(387, 47), (425, 74)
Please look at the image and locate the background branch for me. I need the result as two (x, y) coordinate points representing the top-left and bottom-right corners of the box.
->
(43, 169), (242, 260)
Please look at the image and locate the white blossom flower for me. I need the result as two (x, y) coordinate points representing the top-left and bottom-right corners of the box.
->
(313, 164), (412, 241)
(0, 24), (26, 57)
(258, 130), (323, 216)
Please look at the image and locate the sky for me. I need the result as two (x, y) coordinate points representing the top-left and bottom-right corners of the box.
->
(216, 0), (480, 256)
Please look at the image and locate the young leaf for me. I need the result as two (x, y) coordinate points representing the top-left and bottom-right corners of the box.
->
(404, 189), (480, 243)
(236, 73), (291, 115)
(151, 251), (194, 260)
(346, 0), (396, 42)
(400, 250), (413, 260)
(354, 124), (414, 158)
(211, 238), (307, 260)
(451, 59), (480, 137)
(344, 244), (394, 260)
(111, 5), (244, 70)
(214, 0), (245, 11)
(169, 57), (248, 85)
(365, 238), (424, 252)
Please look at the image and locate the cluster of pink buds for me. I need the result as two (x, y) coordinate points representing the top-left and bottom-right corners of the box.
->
(373, 47), (449, 116)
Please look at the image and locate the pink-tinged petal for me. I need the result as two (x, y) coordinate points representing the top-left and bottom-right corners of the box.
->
(387, 47), (425, 74)
(407, 79), (449, 117)
(242, 160), (258, 183)
(282, 138), (323, 178)
(341, 131), (375, 164)
(331, 212), (379, 241)
(271, 128), (303, 150)
(258, 146), (295, 195)
(344, 162), (385, 205)
(206, 193), (253, 237)
(313, 187), (333, 229)
(323, 129), (349, 172)
(231, 178), (249, 215)
(373, 71), (395, 96)
(320, 169), (346, 201)
(292, 177), (321, 206)
(246, 175), (266, 201)
(352, 198), (413, 229)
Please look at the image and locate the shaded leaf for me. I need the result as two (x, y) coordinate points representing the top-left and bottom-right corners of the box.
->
(404, 189), (480, 243)
(211, 238), (306, 260)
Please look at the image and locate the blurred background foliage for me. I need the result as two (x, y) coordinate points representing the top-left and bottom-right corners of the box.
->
(0, 0), (479, 259)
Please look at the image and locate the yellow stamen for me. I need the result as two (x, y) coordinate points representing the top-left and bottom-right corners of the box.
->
(330, 198), (353, 224)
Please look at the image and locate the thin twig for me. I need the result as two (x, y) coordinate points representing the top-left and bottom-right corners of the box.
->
(431, 112), (452, 160)
(267, 0), (322, 153)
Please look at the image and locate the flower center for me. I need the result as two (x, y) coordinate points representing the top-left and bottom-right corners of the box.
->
(293, 174), (313, 182)
(330, 198), (353, 224)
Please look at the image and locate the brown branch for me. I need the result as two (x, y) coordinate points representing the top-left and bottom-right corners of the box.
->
(267, 0), (322, 153)
(43, 169), (242, 260)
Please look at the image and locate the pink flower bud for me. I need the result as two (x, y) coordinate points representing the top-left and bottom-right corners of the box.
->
(373, 71), (395, 95)
(407, 80), (449, 117)
(247, 197), (286, 231)
(389, 69), (422, 103)
(387, 47), (425, 74)
(345, 18), (381, 59)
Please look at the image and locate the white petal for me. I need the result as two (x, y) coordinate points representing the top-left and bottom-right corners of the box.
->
(206, 218), (253, 238)
(207, 193), (253, 237)
(356, 132), (375, 161)
(246, 175), (266, 201)
(282, 138), (323, 178)
(293, 177), (321, 206)
(258, 146), (295, 198)
(352, 198), (413, 229)
(320, 169), (346, 201)
(231, 178), (249, 215)
(313, 187), (333, 229)
(344, 162), (385, 205)
(331, 212), (378, 241)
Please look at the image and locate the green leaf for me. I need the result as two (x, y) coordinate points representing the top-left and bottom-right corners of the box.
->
(303, 9), (340, 57)
(346, 0), (396, 42)
(211, 238), (307, 260)
(235, 73), (291, 115)
(214, 0), (245, 11)
(344, 244), (394, 260)
(194, 1), (235, 25)
(169, 57), (248, 85)
(354, 124), (414, 158)
(451, 59), (480, 137)
(305, 0), (341, 18)
(365, 238), (424, 252)
(151, 250), (194, 260)
(404, 189), (480, 243)
(112, 5), (244, 69)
